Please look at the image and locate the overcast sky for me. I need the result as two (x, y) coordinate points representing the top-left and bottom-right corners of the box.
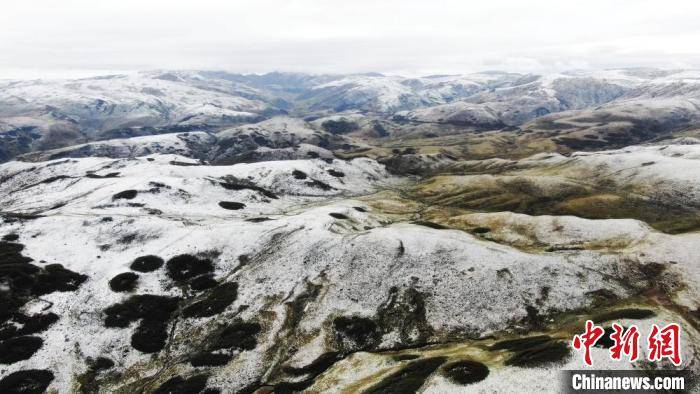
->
(2, 0), (700, 79)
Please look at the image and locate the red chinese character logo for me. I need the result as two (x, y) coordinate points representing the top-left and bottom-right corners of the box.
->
(609, 323), (640, 362)
(572, 320), (604, 366)
(647, 323), (682, 366)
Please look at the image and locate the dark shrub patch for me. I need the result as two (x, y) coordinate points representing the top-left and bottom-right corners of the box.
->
(327, 169), (345, 178)
(166, 255), (214, 283)
(410, 220), (448, 230)
(85, 172), (120, 179)
(333, 316), (380, 350)
(504, 340), (570, 367)
(218, 201), (246, 210)
(146, 208), (163, 215)
(0, 213), (43, 223)
(49, 202), (66, 210)
(366, 357), (447, 393)
(218, 181), (277, 199)
(79, 357), (114, 393)
(189, 352), (232, 367)
(490, 335), (553, 351)
(329, 213), (349, 220)
(148, 181), (168, 189)
(246, 217), (274, 223)
(639, 262), (666, 280)
(103, 295), (180, 328)
(283, 352), (340, 376)
(32, 264), (88, 295)
(38, 175), (72, 185)
(592, 308), (655, 323)
(170, 161), (201, 167)
(117, 234), (138, 245)
(183, 283), (238, 318)
(130, 255), (164, 272)
(112, 190), (138, 200)
(585, 289), (619, 306)
(104, 295), (180, 353)
(0, 369), (54, 394)
(0, 313), (59, 341)
(0, 242), (86, 341)
(376, 287), (433, 346)
(108, 272), (139, 292)
(210, 320), (261, 351)
(0, 336), (43, 364)
(442, 360), (489, 385)
(0, 241), (33, 264)
(154, 374), (209, 394)
(393, 354), (420, 361)
(131, 319), (169, 353)
(189, 274), (218, 291)
(89, 357), (114, 371)
(353, 207), (367, 212)
(472, 227), (491, 234)
(0, 252), (87, 300)
(2, 233), (19, 241)
(305, 179), (334, 190)
(292, 170), (307, 179)
(321, 119), (358, 135)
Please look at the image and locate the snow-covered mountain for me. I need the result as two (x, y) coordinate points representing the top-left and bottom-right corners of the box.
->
(16, 117), (357, 166)
(397, 71), (635, 127)
(0, 71), (276, 161)
(4, 68), (700, 162)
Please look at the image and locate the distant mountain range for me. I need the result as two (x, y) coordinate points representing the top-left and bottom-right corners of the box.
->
(2, 68), (700, 162)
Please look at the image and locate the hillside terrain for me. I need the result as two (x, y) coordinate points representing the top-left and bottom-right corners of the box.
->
(1, 69), (699, 393)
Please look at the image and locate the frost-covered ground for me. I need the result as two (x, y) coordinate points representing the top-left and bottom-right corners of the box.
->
(1, 144), (699, 393)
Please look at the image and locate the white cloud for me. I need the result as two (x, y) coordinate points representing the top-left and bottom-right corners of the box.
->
(1, 0), (699, 78)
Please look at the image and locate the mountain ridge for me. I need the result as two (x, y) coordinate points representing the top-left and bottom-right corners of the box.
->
(3, 68), (700, 162)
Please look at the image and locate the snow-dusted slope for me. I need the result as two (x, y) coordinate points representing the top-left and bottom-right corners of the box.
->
(299, 72), (522, 113)
(518, 71), (700, 150)
(1, 151), (698, 392)
(15, 117), (355, 165)
(209, 117), (346, 164)
(397, 73), (629, 127)
(0, 71), (269, 128)
(0, 71), (276, 161)
(404, 141), (700, 236)
(523, 143), (700, 207)
(17, 132), (216, 162)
